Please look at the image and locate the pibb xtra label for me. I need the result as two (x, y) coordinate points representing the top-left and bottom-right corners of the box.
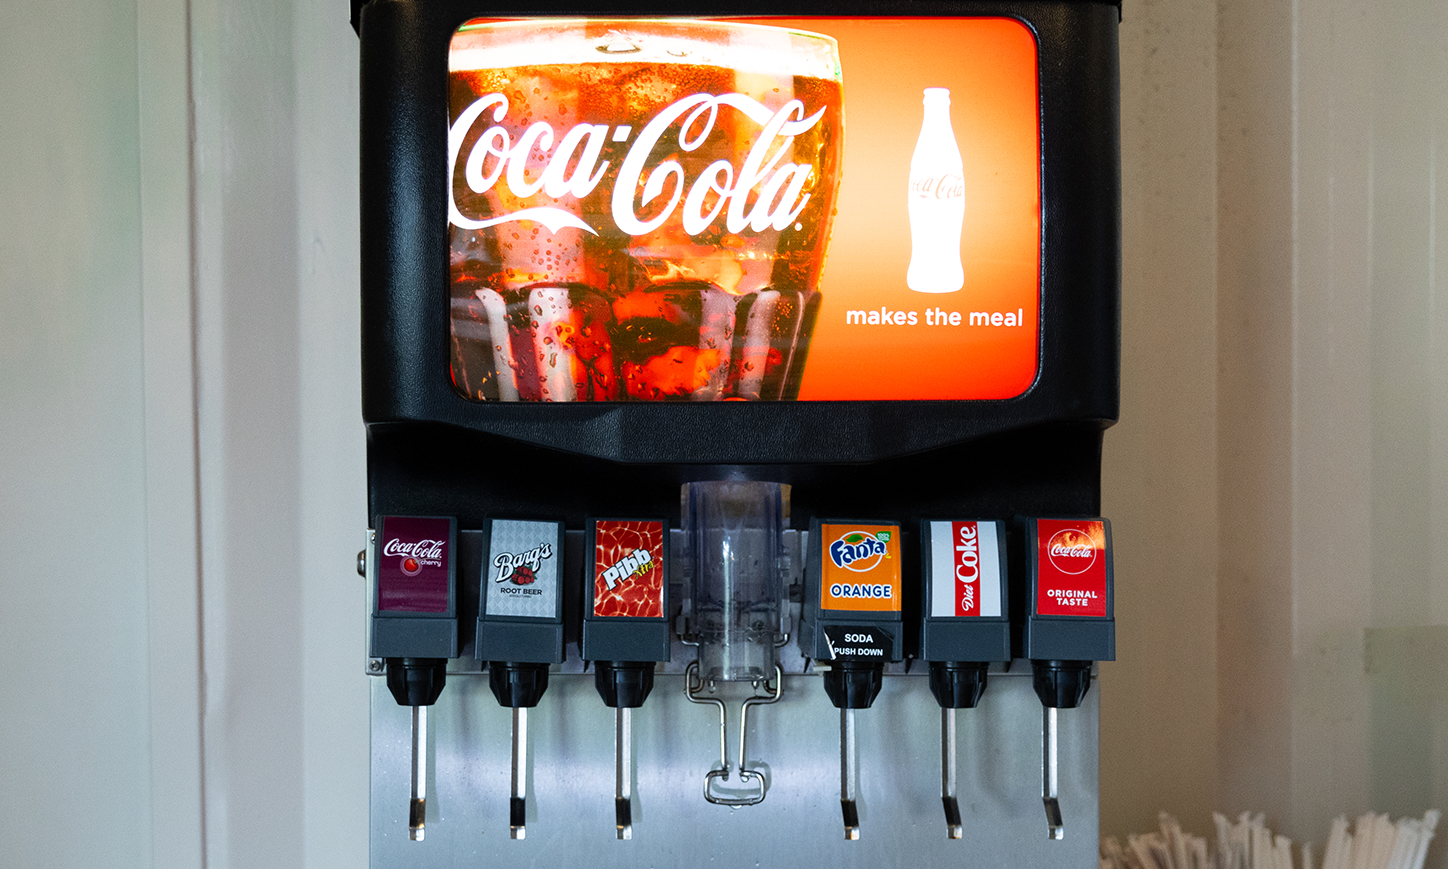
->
(928, 520), (1002, 618)
(485, 519), (560, 619)
(1034, 519), (1108, 618)
(820, 524), (901, 612)
(592, 520), (666, 618)
(378, 516), (451, 613)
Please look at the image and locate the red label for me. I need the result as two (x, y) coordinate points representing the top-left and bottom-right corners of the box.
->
(1034, 519), (1107, 617)
(592, 520), (666, 618)
(378, 516), (451, 613)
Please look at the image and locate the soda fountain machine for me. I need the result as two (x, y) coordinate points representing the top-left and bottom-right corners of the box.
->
(356, 2), (1119, 866)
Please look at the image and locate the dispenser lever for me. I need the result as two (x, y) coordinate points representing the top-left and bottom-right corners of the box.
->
(941, 707), (963, 839)
(1042, 705), (1064, 840)
(409, 704), (427, 841)
(510, 707), (527, 839)
(841, 707), (859, 840)
(615, 706), (633, 840)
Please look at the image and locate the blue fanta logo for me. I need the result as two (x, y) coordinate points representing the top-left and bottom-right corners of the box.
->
(829, 533), (889, 573)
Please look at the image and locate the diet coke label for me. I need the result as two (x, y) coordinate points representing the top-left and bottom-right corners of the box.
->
(1034, 519), (1108, 618)
(928, 520), (1002, 618)
(377, 516), (453, 614)
(448, 92), (826, 238)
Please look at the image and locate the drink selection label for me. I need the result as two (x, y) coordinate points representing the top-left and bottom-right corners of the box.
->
(484, 519), (561, 619)
(929, 520), (1002, 618)
(377, 516), (452, 613)
(1034, 519), (1108, 618)
(819, 524), (902, 612)
(821, 624), (894, 660)
(592, 520), (666, 618)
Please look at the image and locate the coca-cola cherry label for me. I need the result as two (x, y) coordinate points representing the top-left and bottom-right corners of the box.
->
(1034, 519), (1108, 618)
(592, 520), (666, 618)
(928, 520), (1002, 618)
(378, 516), (452, 613)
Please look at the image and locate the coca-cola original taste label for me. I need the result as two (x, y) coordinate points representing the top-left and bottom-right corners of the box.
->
(1034, 519), (1108, 618)
(378, 516), (452, 613)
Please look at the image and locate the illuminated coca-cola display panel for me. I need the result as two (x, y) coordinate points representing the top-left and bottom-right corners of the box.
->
(446, 18), (1040, 402)
(360, 0), (1116, 470)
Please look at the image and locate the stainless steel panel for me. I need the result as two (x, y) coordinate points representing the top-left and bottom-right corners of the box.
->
(370, 668), (1099, 867)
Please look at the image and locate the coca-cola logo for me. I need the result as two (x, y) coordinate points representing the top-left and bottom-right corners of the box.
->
(1046, 528), (1097, 575)
(910, 173), (965, 200)
(383, 538), (445, 574)
(448, 92), (826, 238)
(494, 542), (553, 585)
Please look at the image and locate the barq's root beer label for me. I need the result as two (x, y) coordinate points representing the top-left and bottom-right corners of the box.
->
(592, 520), (666, 618)
(447, 20), (843, 403)
(820, 524), (901, 612)
(485, 519), (560, 619)
(928, 520), (1002, 618)
(1034, 519), (1108, 618)
(378, 516), (452, 613)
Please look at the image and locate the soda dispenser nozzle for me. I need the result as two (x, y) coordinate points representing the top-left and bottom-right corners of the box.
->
(1021, 518), (1115, 841)
(486, 662), (550, 839)
(919, 520), (1011, 839)
(799, 519), (903, 840)
(476, 519), (566, 841)
(581, 519), (671, 840)
(384, 657), (447, 840)
(681, 482), (787, 806)
(593, 660), (655, 839)
(370, 516), (459, 842)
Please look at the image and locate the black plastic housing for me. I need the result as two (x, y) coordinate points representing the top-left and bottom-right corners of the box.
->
(370, 516), (459, 659)
(476, 518), (567, 664)
(580, 518), (672, 663)
(799, 518), (905, 663)
(593, 661), (656, 708)
(358, 0), (1120, 531)
(918, 519), (1012, 663)
(385, 657), (448, 707)
(488, 661), (551, 708)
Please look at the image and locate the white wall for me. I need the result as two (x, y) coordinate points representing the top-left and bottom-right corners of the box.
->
(1104, 0), (1448, 859)
(0, 1), (155, 866)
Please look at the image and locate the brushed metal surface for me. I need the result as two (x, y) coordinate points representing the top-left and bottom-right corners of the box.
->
(370, 667), (1099, 867)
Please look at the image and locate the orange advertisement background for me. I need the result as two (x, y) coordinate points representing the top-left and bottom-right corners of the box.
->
(736, 17), (1041, 400)
(819, 524), (902, 612)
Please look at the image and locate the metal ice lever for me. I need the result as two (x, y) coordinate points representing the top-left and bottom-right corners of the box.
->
(941, 707), (962, 839)
(1042, 706), (1064, 839)
(409, 705), (427, 841)
(841, 708), (859, 840)
(615, 706), (633, 840)
(510, 707), (527, 840)
(686, 663), (778, 806)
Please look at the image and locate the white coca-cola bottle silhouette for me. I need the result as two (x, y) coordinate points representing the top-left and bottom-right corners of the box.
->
(906, 88), (965, 293)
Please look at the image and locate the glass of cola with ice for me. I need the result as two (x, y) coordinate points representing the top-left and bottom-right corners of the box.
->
(447, 19), (843, 401)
